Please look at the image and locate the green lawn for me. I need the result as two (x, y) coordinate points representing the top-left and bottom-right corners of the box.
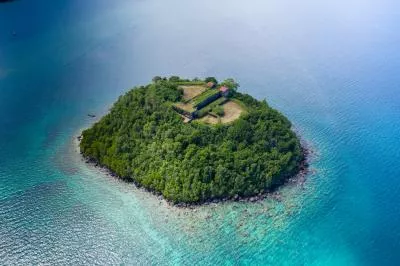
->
(193, 89), (220, 106)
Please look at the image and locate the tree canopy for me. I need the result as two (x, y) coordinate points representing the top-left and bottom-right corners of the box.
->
(220, 78), (240, 91)
(205, 77), (218, 84)
(80, 77), (303, 203)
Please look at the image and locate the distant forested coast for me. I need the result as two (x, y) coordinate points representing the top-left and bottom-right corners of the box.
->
(80, 77), (306, 204)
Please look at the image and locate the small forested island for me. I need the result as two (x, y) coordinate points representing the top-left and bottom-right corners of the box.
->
(80, 76), (306, 204)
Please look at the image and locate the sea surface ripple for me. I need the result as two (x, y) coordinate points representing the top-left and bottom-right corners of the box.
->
(1, 0), (400, 265)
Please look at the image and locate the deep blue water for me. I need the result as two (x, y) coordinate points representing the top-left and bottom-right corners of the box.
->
(1, 0), (400, 265)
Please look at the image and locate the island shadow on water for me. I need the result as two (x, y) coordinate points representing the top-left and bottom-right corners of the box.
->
(78, 76), (312, 208)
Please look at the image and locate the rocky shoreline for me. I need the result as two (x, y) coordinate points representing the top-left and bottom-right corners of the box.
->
(77, 134), (313, 208)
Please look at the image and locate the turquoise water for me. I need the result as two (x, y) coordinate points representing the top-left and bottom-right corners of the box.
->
(1, 0), (400, 265)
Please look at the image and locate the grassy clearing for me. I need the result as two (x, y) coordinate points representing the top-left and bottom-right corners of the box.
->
(196, 99), (245, 125)
(174, 102), (195, 113)
(193, 89), (219, 106)
(211, 97), (228, 106)
(230, 98), (248, 111)
(180, 85), (208, 101)
(198, 114), (220, 125)
(176, 81), (206, 86)
(220, 101), (245, 123)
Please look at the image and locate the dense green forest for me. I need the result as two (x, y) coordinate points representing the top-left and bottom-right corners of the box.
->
(80, 77), (304, 203)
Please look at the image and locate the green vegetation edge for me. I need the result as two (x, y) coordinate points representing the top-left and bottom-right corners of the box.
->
(80, 76), (307, 204)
